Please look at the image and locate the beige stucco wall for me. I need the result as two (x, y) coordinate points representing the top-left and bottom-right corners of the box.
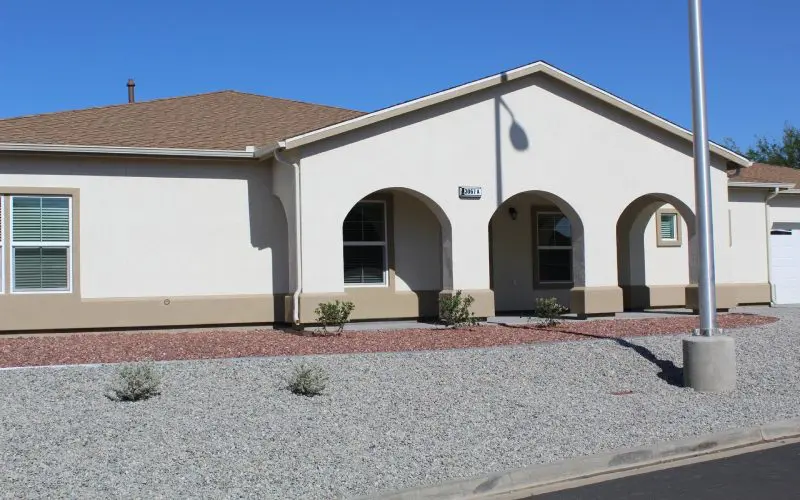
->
(392, 190), (443, 292)
(490, 194), (535, 311)
(296, 73), (734, 309)
(729, 188), (769, 284)
(641, 204), (691, 286)
(0, 155), (289, 300)
(770, 194), (800, 223)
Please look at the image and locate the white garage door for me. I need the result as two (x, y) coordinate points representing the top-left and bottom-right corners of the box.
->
(770, 223), (800, 304)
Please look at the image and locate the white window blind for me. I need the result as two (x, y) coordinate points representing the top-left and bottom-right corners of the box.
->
(660, 213), (677, 241)
(11, 196), (71, 292)
(343, 201), (387, 285)
(537, 212), (572, 282)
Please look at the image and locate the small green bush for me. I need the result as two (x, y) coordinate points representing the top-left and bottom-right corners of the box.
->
(286, 363), (328, 397)
(314, 300), (355, 334)
(438, 290), (478, 328)
(531, 297), (568, 327)
(106, 361), (161, 402)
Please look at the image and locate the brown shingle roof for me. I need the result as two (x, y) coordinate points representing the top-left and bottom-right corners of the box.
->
(728, 163), (800, 187)
(0, 91), (364, 150)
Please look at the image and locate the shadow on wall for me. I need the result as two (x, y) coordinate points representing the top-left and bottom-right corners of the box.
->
(247, 167), (290, 322)
(494, 90), (531, 206)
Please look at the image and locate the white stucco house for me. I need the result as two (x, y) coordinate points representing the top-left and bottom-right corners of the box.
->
(0, 61), (798, 332)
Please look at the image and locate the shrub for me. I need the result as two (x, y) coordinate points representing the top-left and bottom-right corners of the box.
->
(106, 361), (161, 402)
(438, 290), (478, 328)
(531, 297), (568, 327)
(286, 363), (328, 397)
(314, 300), (355, 334)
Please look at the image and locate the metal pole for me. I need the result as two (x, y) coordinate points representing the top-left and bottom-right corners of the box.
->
(688, 0), (717, 335)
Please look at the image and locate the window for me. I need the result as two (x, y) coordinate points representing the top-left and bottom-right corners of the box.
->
(656, 210), (682, 247)
(343, 201), (387, 285)
(660, 213), (677, 241)
(536, 212), (572, 283)
(10, 196), (72, 292)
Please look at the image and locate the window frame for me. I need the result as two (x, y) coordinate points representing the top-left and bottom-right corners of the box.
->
(9, 194), (73, 294)
(535, 211), (573, 284)
(343, 199), (389, 288)
(656, 208), (682, 248)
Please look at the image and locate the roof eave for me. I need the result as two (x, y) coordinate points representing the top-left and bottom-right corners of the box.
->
(728, 181), (796, 189)
(280, 61), (751, 167)
(0, 142), (257, 159)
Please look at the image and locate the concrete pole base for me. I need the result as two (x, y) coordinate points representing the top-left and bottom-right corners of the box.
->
(682, 335), (736, 393)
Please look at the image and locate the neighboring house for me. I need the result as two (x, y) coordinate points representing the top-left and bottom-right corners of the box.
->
(727, 163), (800, 305)
(0, 61), (796, 332)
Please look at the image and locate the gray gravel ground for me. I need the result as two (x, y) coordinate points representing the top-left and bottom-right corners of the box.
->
(1, 306), (798, 499)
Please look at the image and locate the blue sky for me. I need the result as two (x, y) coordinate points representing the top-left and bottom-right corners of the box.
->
(1, 0), (797, 147)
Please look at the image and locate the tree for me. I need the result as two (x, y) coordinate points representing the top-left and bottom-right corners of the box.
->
(723, 123), (800, 169)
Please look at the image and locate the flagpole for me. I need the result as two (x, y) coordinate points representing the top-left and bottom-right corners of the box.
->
(682, 0), (736, 393)
(688, 0), (717, 335)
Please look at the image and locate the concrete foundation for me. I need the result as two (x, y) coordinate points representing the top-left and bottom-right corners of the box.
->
(682, 335), (737, 393)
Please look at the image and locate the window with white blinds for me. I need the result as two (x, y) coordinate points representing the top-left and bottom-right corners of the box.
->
(537, 212), (573, 283)
(659, 213), (677, 241)
(343, 201), (387, 285)
(10, 196), (72, 292)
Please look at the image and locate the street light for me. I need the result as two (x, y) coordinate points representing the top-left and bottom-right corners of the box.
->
(682, 0), (736, 392)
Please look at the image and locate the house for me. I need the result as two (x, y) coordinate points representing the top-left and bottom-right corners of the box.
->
(0, 61), (797, 332)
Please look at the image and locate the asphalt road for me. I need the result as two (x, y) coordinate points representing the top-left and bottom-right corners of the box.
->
(526, 442), (800, 500)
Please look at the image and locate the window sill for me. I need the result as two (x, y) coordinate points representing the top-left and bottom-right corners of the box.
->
(535, 281), (574, 289)
(9, 289), (73, 295)
(344, 283), (389, 289)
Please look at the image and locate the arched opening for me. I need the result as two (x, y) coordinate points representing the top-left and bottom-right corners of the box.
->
(339, 187), (452, 319)
(489, 190), (585, 313)
(616, 193), (697, 310)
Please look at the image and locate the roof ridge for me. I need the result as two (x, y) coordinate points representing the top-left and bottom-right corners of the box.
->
(0, 89), (362, 124)
(0, 90), (243, 123)
(221, 90), (364, 114)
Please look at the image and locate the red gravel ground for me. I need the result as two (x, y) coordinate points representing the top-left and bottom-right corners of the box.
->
(0, 313), (777, 368)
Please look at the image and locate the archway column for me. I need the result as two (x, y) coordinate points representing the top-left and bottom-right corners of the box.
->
(443, 221), (495, 317)
(570, 217), (624, 316)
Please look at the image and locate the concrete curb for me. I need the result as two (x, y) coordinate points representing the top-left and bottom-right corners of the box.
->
(359, 417), (800, 500)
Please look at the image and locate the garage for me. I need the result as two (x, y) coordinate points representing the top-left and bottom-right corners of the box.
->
(770, 222), (800, 304)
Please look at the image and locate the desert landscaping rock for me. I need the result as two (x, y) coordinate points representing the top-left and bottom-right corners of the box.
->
(0, 306), (797, 499)
(0, 312), (775, 368)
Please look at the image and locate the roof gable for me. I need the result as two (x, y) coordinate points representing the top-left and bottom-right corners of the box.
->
(0, 61), (752, 166)
(279, 61), (750, 167)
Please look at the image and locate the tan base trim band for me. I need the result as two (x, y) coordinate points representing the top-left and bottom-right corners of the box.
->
(0, 294), (282, 332)
(290, 289), (495, 324)
(684, 283), (771, 310)
(438, 289), (495, 318)
(570, 286), (623, 315)
(735, 283), (771, 305)
(622, 285), (688, 310)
